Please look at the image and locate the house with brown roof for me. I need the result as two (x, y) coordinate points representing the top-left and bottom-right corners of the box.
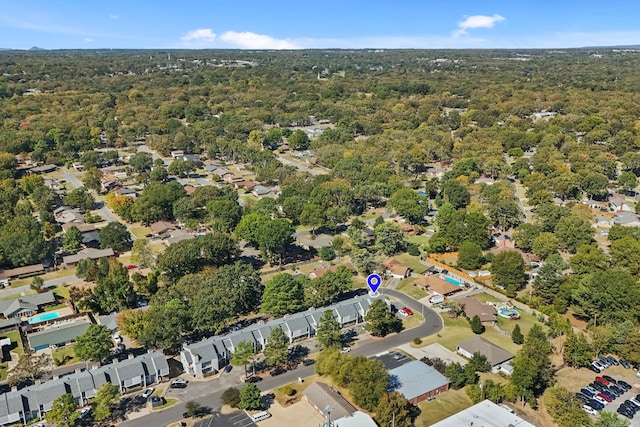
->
(309, 263), (355, 279)
(150, 221), (176, 236)
(0, 264), (45, 281)
(456, 336), (514, 372)
(182, 184), (196, 195)
(61, 223), (96, 233)
(234, 181), (256, 190)
(383, 259), (411, 279)
(62, 248), (114, 267)
(415, 275), (463, 296)
(458, 297), (497, 324)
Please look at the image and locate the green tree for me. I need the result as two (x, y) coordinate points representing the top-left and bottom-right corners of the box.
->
(512, 223), (540, 252)
(457, 240), (484, 270)
(316, 310), (342, 349)
(299, 203), (325, 234)
(138, 298), (191, 352)
(264, 327), (288, 368)
(563, 332), (593, 368)
(543, 386), (591, 427)
(93, 382), (120, 421)
(287, 129), (310, 150)
(620, 330), (640, 367)
(129, 151), (153, 172)
(375, 391), (420, 427)
(554, 214), (594, 254)
(365, 299), (403, 337)
(6, 353), (52, 386)
(0, 215), (49, 267)
(619, 171), (638, 192)
(533, 254), (566, 305)
(231, 340), (256, 378)
(388, 188), (430, 224)
(532, 232), (560, 259)
(303, 266), (353, 307)
(594, 412), (631, 427)
(374, 222), (406, 256)
(610, 236), (640, 275)
(238, 383), (264, 410)
(31, 275), (44, 292)
(47, 393), (78, 427)
(445, 362), (467, 389)
(261, 273), (306, 316)
(62, 226), (83, 254)
(131, 238), (155, 268)
(569, 243), (609, 275)
(207, 199), (243, 232)
(512, 324), (524, 345)
(74, 324), (113, 362)
(511, 324), (554, 407)
(185, 400), (204, 417)
(64, 187), (95, 211)
(491, 250), (526, 297)
(469, 315), (485, 334)
(99, 221), (132, 252)
(82, 167), (103, 192)
(256, 218), (294, 264)
(442, 180), (470, 209)
(319, 246), (336, 261)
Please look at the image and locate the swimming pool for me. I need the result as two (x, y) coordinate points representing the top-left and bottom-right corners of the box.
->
(28, 311), (60, 324)
(444, 276), (462, 286)
(498, 307), (520, 319)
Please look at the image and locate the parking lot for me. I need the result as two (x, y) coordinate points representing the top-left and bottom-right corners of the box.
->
(576, 359), (640, 426)
(193, 411), (256, 427)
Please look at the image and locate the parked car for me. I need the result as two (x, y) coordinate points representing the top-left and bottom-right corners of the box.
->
(588, 364), (601, 373)
(592, 361), (605, 371)
(302, 359), (315, 366)
(80, 407), (91, 418)
(606, 356), (620, 366)
(603, 375), (616, 383)
(340, 347), (351, 354)
(597, 393), (612, 403)
(400, 307), (413, 316)
(583, 405), (598, 415)
(618, 380), (632, 391)
(620, 359), (631, 369)
(593, 395), (608, 406)
(170, 379), (188, 389)
(590, 382), (606, 393)
(142, 387), (155, 399)
(269, 367), (286, 377)
(576, 393), (591, 404)
(610, 384), (625, 396)
(589, 399), (604, 410)
(595, 376), (610, 385)
(581, 388), (596, 398)
(598, 357), (611, 368)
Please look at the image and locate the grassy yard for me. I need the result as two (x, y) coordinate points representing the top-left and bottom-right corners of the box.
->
(393, 253), (428, 273)
(402, 312), (424, 330)
(44, 303), (68, 312)
(274, 374), (319, 406)
(416, 388), (473, 426)
(152, 397), (178, 410)
(395, 278), (428, 300)
(130, 225), (152, 239)
(4, 330), (24, 357)
(52, 285), (71, 300)
(52, 344), (81, 366)
(406, 234), (430, 248)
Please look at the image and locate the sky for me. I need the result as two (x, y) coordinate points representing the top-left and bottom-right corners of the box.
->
(1, 0), (640, 50)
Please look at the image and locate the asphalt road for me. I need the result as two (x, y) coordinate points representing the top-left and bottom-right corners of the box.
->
(119, 289), (442, 427)
(276, 154), (328, 176)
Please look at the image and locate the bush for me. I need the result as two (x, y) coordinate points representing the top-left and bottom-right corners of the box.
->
(221, 387), (241, 407)
(407, 243), (420, 256)
(319, 246), (336, 261)
(280, 386), (296, 396)
(413, 337), (422, 345)
(469, 315), (485, 334)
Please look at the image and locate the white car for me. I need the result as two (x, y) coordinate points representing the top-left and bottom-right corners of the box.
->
(583, 405), (598, 415)
(593, 396), (607, 406)
(340, 347), (351, 354)
(79, 407), (91, 418)
(142, 387), (155, 399)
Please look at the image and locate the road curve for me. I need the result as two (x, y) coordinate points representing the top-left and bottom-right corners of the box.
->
(119, 289), (442, 427)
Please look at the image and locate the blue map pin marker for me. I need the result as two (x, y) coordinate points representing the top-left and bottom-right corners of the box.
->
(367, 273), (382, 295)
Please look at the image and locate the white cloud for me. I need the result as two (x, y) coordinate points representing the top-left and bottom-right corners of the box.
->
(219, 31), (298, 49)
(84, 38), (92, 43)
(454, 14), (505, 37)
(109, 14), (119, 20)
(181, 28), (217, 43)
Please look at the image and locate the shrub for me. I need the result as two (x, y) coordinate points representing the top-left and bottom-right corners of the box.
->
(407, 243), (420, 256)
(319, 246), (336, 261)
(221, 387), (241, 407)
(280, 386), (296, 396)
(413, 337), (422, 345)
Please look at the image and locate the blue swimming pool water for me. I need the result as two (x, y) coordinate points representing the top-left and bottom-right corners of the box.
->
(444, 276), (462, 286)
(498, 307), (519, 317)
(28, 311), (60, 324)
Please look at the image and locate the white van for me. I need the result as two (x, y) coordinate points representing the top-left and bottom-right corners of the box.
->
(251, 411), (272, 422)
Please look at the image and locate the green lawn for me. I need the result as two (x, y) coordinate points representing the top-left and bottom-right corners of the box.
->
(394, 253), (428, 273)
(4, 330), (24, 357)
(406, 234), (430, 247)
(416, 388), (473, 426)
(131, 225), (152, 239)
(9, 268), (76, 288)
(395, 278), (428, 300)
(44, 303), (68, 312)
(152, 397), (178, 410)
(52, 285), (71, 300)
(402, 312), (424, 330)
(52, 345), (82, 366)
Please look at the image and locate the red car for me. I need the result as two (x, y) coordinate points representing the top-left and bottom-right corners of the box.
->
(597, 392), (612, 403)
(126, 264), (136, 270)
(595, 376), (610, 386)
(401, 307), (414, 316)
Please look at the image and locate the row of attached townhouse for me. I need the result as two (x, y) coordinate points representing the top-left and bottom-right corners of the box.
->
(181, 294), (387, 378)
(0, 351), (168, 426)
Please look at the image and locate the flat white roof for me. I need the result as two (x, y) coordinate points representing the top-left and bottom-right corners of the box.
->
(431, 400), (536, 427)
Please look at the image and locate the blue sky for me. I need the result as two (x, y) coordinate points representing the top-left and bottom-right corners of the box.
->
(1, 0), (640, 50)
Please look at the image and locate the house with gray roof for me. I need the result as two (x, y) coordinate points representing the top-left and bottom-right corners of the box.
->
(389, 360), (449, 404)
(0, 291), (55, 319)
(1, 351), (168, 424)
(28, 317), (92, 352)
(62, 248), (114, 266)
(456, 336), (514, 372)
(181, 294), (387, 377)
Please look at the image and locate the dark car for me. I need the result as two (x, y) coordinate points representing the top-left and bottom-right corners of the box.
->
(269, 367), (286, 377)
(588, 364), (601, 373)
(603, 375), (616, 383)
(617, 407), (634, 419)
(302, 359), (315, 366)
(607, 356), (620, 366)
(618, 380), (632, 391)
(590, 382), (606, 393)
(244, 376), (262, 383)
(610, 384), (625, 395)
(589, 399), (605, 410)
(576, 393), (591, 404)
(581, 388), (596, 398)
(620, 359), (631, 369)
